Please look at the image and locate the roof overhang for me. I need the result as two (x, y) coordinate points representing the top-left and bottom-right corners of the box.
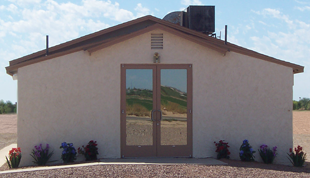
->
(5, 15), (304, 76)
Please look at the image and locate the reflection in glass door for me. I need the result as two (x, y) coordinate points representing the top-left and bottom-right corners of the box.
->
(126, 69), (153, 146)
(160, 69), (187, 146)
(121, 64), (192, 158)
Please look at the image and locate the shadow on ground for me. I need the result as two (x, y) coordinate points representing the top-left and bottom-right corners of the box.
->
(220, 159), (310, 174)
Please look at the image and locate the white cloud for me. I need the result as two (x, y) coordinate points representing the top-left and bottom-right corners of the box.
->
(251, 9), (261, 15)
(295, 6), (310, 11)
(250, 27), (310, 63)
(295, 0), (310, 5)
(135, 3), (150, 18)
(0, 0), (154, 59)
(0, 4), (19, 13)
(181, 0), (202, 6)
(8, 0), (41, 6)
(8, 4), (18, 13)
(85, 19), (110, 32)
(258, 21), (267, 26)
(262, 8), (293, 26)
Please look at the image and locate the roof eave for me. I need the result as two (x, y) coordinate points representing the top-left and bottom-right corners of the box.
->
(5, 15), (305, 75)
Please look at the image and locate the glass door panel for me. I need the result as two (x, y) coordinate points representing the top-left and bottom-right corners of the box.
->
(121, 64), (192, 158)
(126, 69), (153, 146)
(160, 69), (187, 146)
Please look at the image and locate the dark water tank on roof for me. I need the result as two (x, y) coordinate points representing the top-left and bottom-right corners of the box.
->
(163, 6), (215, 34)
(185, 6), (215, 33)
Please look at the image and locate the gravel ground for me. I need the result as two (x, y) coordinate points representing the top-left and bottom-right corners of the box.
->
(0, 161), (310, 178)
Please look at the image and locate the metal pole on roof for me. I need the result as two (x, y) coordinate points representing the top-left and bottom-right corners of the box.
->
(225, 25), (227, 45)
(46, 35), (49, 56)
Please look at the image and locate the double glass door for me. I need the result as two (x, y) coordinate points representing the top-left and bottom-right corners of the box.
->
(121, 64), (192, 157)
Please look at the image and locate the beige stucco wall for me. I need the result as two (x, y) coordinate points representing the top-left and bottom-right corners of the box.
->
(17, 28), (293, 166)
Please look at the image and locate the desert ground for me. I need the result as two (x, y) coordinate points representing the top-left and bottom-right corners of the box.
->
(0, 111), (310, 177)
(293, 111), (310, 156)
(0, 112), (308, 150)
(0, 114), (17, 151)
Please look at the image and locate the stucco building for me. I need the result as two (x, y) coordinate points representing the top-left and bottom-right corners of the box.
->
(6, 15), (304, 166)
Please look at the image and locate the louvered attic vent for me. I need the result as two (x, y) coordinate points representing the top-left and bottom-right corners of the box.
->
(151, 33), (163, 49)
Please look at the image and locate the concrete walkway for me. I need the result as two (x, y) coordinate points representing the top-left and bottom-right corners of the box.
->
(0, 143), (17, 167)
(0, 144), (226, 174)
(0, 158), (226, 174)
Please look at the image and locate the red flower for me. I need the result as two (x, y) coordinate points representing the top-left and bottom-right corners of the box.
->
(289, 148), (292, 152)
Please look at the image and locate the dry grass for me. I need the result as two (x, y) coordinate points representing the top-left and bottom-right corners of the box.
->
(162, 102), (187, 114)
(126, 104), (151, 117)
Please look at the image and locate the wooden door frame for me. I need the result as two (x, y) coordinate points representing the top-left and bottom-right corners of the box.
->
(120, 64), (157, 157)
(120, 64), (193, 158)
(156, 64), (193, 157)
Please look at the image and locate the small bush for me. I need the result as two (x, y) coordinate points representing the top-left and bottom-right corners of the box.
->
(78, 140), (99, 161)
(214, 140), (230, 159)
(288, 145), (306, 167)
(6, 147), (21, 168)
(258, 144), (277, 164)
(30, 144), (54, 166)
(239, 139), (255, 161)
(60, 142), (77, 163)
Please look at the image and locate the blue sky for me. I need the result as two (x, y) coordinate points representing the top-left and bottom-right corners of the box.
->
(0, 0), (309, 103)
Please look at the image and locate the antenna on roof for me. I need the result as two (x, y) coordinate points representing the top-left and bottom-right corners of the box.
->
(46, 35), (49, 56)
(225, 25), (227, 45)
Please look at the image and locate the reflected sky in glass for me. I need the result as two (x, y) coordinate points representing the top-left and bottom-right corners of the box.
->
(126, 69), (187, 93)
(126, 69), (152, 90)
(161, 69), (187, 93)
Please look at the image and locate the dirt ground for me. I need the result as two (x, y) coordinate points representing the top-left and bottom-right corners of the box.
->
(0, 114), (17, 150)
(0, 111), (309, 155)
(293, 111), (310, 156)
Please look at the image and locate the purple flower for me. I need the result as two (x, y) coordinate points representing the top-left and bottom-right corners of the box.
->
(61, 142), (67, 148)
(240, 150), (244, 156)
(243, 140), (248, 144)
(272, 146), (277, 152)
(35, 151), (41, 158)
(46, 144), (49, 149)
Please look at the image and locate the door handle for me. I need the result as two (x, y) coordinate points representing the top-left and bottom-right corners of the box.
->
(151, 110), (156, 121)
(157, 110), (162, 121)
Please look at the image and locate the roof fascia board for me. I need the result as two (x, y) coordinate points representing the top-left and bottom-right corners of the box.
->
(9, 16), (155, 66)
(230, 44), (304, 73)
(147, 16), (304, 73)
(6, 39), (115, 76)
(6, 15), (304, 74)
